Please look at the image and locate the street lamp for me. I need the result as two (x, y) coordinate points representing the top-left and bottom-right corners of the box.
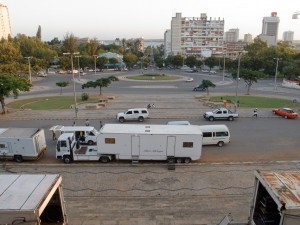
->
(75, 55), (81, 80)
(222, 52), (226, 81)
(274, 58), (282, 90)
(63, 52), (79, 118)
(24, 56), (32, 84)
(234, 51), (247, 112)
(93, 55), (98, 75)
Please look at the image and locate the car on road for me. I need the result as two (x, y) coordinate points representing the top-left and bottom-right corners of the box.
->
(201, 70), (209, 73)
(116, 108), (149, 123)
(209, 70), (217, 74)
(185, 78), (194, 82)
(272, 108), (298, 119)
(193, 84), (207, 91)
(203, 108), (238, 121)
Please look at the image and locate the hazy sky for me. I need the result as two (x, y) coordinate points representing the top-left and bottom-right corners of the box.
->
(4, 0), (300, 41)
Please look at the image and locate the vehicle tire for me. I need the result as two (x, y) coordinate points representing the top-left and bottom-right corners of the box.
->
(119, 117), (125, 123)
(14, 155), (23, 163)
(184, 158), (191, 163)
(100, 156), (110, 163)
(176, 158), (183, 164)
(284, 115), (288, 119)
(228, 116), (233, 121)
(209, 116), (214, 121)
(87, 140), (94, 145)
(138, 117), (144, 122)
(63, 156), (72, 164)
(167, 157), (175, 164)
(217, 141), (224, 147)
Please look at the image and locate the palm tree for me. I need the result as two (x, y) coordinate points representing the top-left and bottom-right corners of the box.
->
(201, 80), (216, 96)
(56, 81), (69, 95)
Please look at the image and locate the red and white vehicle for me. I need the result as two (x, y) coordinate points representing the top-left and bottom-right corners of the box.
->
(272, 107), (298, 119)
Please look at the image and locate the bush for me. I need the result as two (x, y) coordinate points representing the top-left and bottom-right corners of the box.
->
(81, 93), (89, 101)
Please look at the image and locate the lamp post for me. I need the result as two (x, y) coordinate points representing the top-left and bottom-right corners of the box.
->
(63, 52), (79, 118)
(234, 52), (242, 113)
(222, 52), (226, 81)
(75, 55), (81, 80)
(274, 58), (282, 90)
(24, 56), (32, 84)
(93, 55), (98, 75)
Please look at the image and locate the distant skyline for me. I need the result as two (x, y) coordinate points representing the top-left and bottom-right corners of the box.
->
(4, 0), (300, 41)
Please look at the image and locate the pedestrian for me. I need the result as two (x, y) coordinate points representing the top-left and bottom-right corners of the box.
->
(73, 121), (76, 126)
(100, 121), (103, 129)
(52, 130), (56, 140)
(85, 119), (89, 126)
(253, 108), (258, 118)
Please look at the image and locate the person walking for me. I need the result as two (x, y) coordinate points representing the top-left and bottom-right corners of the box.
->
(85, 119), (89, 126)
(72, 121), (76, 126)
(253, 108), (258, 118)
(100, 121), (103, 129)
(52, 130), (57, 140)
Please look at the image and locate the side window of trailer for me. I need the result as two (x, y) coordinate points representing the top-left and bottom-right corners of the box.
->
(183, 142), (193, 148)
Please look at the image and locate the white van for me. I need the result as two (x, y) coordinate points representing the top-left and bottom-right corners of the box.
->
(167, 121), (191, 125)
(50, 125), (99, 145)
(198, 125), (230, 147)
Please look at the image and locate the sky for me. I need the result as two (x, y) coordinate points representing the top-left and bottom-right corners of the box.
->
(4, 0), (300, 41)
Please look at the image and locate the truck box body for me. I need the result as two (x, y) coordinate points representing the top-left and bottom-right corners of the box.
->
(50, 125), (99, 145)
(0, 128), (46, 162)
(249, 170), (300, 225)
(0, 174), (68, 224)
(98, 124), (202, 161)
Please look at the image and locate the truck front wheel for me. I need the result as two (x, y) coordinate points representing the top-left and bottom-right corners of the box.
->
(209, 116), (214, 121)
(14, 155), (23, 163)
(63, 156), (72, 164)
(228, 116), (233, 121)
(138, 117), (144, 122)
(100, 156), (110, 163)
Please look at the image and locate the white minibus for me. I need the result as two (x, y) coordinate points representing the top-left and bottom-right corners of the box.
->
(198, 125), (230, 147)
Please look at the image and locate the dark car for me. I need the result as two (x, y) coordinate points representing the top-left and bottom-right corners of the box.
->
(193, 85), (207, 91)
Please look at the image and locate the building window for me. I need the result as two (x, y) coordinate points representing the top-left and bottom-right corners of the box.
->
(183, 142), (193, 148)
(105, 138), (116, 144)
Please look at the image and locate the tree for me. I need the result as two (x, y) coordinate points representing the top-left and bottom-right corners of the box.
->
(185, 55), (197, 68)
(36, 25), (41, 40)
(0, 74), (31, 114)
(232, 69), (264, 95)
(56, 81), (69, 95)
(82, 78), (112, 96)
(62, 33), (77, 54)
(201, 79), (216, 96)
(123, 53), (138, 69)
(204, 56), (219, 70)
(86, 38), (100, 56)
(0, 39), (23, 74)
(173, 55), (183, 68)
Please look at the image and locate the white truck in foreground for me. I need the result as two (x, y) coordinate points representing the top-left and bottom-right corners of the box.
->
(56, 124), (203, 164)
(0, 128), (47, 162)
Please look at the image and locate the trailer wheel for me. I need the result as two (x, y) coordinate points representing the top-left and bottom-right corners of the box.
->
(217, 141), (224, 147)
(209, 116), (214, 121)
(63, 156), (72, 164)
(184, 158), (191, 163)
(87, 140), (94, 145)
(100, 156), (110, 163)
(14, 155), (23, 163)
(119, 117), (125, 123)
(176, 158), (183, 164)
(138, 116), (144, 122)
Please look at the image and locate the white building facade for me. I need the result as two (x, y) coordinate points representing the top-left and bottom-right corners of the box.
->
(260, 12), (280, 46)
(225, 28), (239, 42)
(282, 31), (294, 42)
(0, 3), (11, 39)
(244, 33), (253, 43)
(170, 13), (224, 57)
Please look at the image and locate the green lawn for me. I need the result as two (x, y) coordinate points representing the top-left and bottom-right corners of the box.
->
(7, 96), (99, 110)
(126, 74), (180, 80)
(210, 95), (300, 108)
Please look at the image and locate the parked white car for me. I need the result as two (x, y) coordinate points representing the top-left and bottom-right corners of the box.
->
(116, 108), (149, 123)
(185, 78), (194, 82)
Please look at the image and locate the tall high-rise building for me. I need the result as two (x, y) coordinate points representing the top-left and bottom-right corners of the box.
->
(259, 12), (280, 46)
(164, 29), (171, 59)
(170, 12), (224, 57)
(225, 28), (239, 42)
(0, 3), (11, 39)
(282, 31), (294, 42)
(244, 33), (253, 43)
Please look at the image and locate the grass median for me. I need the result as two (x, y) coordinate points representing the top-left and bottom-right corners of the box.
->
(126, 73), (180, 80)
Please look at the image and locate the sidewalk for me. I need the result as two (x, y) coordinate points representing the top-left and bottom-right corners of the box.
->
(0, 94), (274, 120)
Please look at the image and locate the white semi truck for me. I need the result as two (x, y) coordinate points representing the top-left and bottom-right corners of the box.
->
(0, 128), (47, 162)
(56, 124), (203, 164)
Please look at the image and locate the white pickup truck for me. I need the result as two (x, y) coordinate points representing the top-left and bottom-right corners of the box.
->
(203, 108), (238, 121)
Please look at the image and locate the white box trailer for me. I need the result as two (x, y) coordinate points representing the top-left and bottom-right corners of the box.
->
(249, 170), (300, 225)
(0, 174), (68, 225)
(0, 128), (46, 162)
(50, 125), (99, 145)
(97, 124), (203, 163)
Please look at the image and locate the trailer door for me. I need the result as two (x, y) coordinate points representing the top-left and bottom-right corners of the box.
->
(131, 136), (140, 156)
(167, 136), (176, 157)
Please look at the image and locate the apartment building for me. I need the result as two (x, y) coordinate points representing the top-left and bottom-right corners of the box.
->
(0, 3), (11, 39)
(164, 29), (171, 58)
(244, 33), (253, 43)
(170, 13), (225, 57)
(282, 31), (294, 43)
(259, 12), (280, 46)
(225, 28), (239, 42)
